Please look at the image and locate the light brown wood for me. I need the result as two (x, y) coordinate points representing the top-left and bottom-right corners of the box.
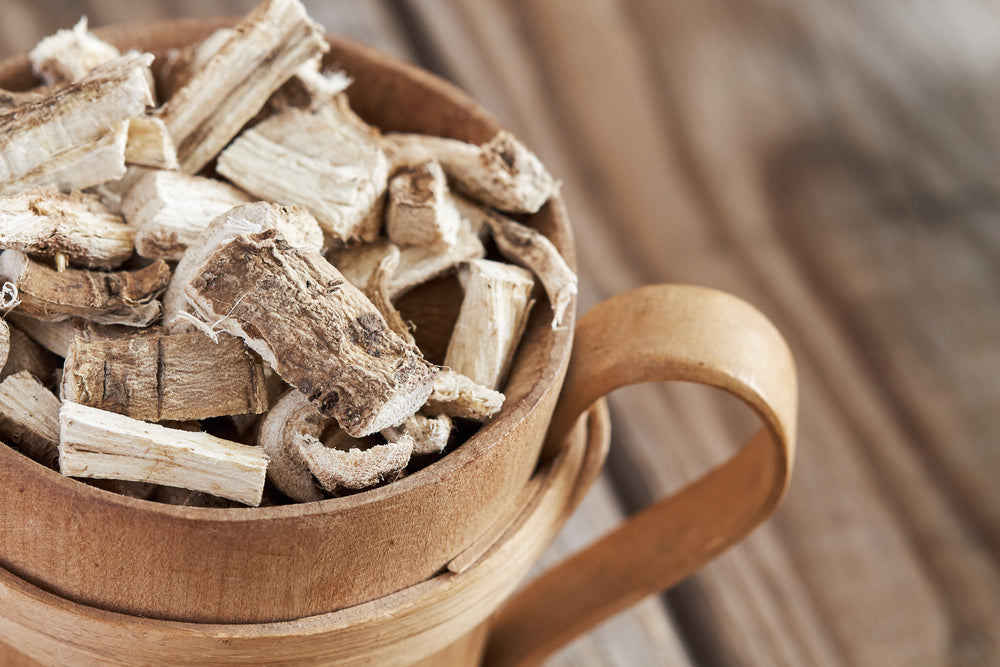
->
(0, 370), (60, 468)
(0, 323), (59, 385)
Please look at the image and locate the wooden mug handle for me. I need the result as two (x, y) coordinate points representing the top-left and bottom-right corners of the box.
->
(484, 284), (797, 667)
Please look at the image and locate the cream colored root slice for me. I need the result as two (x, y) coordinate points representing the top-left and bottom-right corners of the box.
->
(0, 370), (61, 468)
(385, 130), (559, 214)
(423, 369), (504, 422)
(0, 251), (169, 326)
(0, 319), (7, 371)
(59, 401), (268, 506)
(382, 414), (451, 455)
(62, 332), (268, 422)
(28, 17), (120, 87)
(163, 201), (324, 331)
(327, 211), (485, 299)
(386, 159), (461, 248)
(159, 0), (328, 173)
(297, 432), (413, 492)
(0, 53), (153, 195)
(0, 187), (135, 269)
(217, 106), (389, 245)
(258, 389), (327, 502)
(467, 201), (577, 329)
(125, 116), (178, 169)
(444, 259), (535, 390)
(184, 230), (437, 437)
(121, 169), (252, 260)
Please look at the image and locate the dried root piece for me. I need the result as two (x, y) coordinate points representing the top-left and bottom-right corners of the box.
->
(444, 259), (535, 390)
(158, 28), (234, 101)
(0, 370), (61, 468)
(159, 0), (328, 173)
(0, 187), (135, 268)
(59, 401), (269, 506)
(327, 212), (485, 298)
(163, 201), (324, 330)
(382, 414), (451, 455)
(125, 116), (179, 169)
(386, 159), (461, 248)
(365, 245), (415, 346)
(1, 324), (59, 385)
(185, 230), (437, 436)
(0, 53), (154, 195)
(424, 368), (504, 422)
(467, 201), (577, 328)
(86, 166), (151, 213)
(258, 389), (327, 502)
(297, 432), (413, 492)
(29, 17), (120, 87)
(122, 170), (252, 260)
(62, 332), (267, 422)
(217, 106), (389, 244)
(0, 251), (169, 326)
(385, 130), (558, 214)
(0, 319), (7, 371)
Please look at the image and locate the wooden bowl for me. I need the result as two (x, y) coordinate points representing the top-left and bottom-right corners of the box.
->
(0, 18), (576, 624)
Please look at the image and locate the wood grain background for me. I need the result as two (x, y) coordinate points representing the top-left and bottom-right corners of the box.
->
(3, 1), (999, 665)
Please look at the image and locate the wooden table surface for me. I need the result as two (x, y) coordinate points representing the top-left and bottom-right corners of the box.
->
(3, 1), (999, 665)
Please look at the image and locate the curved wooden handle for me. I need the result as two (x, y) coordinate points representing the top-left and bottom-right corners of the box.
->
(484, 284), (797, 667)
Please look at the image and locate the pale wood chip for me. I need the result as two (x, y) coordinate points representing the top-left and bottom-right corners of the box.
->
(125, 116), (179, 169)
(217, 105), (389, 245)
(296, 432), (412, 492)
(29, 17), (120, 87)
(327, 210), (485, 298)
(184, 230), (437, 437)
(85, 166), (151, 214)
(0, 370), (61, 468)
(386, 159), (461, 248)
(163, 201), (324, 331)
(382, 413), (451, 455)
(0, 187), (135, 268)
(0, 250), (169, 327)
(157, 28), (234, 102)
(159, 0), (328, 173)
(258, 389), (327, 502)
(62, 331), (268, 422)
(385, 130), (559, 213)
(122, 170), (253, 260)
(59, 401), (269, 506)
(444, 259), (535, 390)
(461, 199), (578, 329)
(0, 319), (7, 371)
(0, 53), (154, 195)
(424, 368), (505, 422)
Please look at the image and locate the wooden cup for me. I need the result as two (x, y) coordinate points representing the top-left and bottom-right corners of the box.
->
(0, 19), (797, 666)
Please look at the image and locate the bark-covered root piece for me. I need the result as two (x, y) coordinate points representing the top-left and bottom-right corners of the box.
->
(258, 389), (327, 502)
(0, 370), (61, 468)
(62, 332), (268, 422)
(385, 130), (559, 214)
(364, 245), (415, 346)
(59, 401), (269, 506)
(0, 187), (135, 269)
(423, 368), (505, 422)
(163, 201), (323, 330)
(444, 259), (535, 390)
(159, 0), (328, 173)
(0, 250), (170, 326)
(386, 159), (461, 249)
(185, 230), (437, 437)
(466, 200), (577, 329)
(296, 432), (413, 492)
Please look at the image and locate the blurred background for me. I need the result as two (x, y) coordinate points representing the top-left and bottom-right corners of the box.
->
(3, 1), (1000, 665)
